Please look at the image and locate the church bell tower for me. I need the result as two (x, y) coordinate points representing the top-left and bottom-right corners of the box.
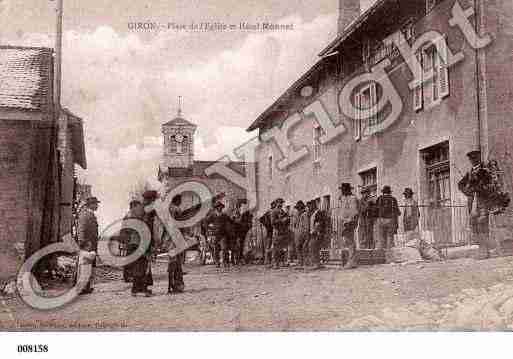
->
(160, 97), (197, 176)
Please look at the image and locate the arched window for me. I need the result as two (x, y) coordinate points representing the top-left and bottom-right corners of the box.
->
(182, 136), (189, 153)
(169, 135), (177, 153)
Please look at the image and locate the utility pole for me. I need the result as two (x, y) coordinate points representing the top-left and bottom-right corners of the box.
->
(55, 0), (63, 110)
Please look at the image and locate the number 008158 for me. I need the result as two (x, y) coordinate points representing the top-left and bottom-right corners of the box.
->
(17, 345), (49, 353)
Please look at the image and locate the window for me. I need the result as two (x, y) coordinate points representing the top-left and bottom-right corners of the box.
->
(353, 92), (361, 140)
(424, 45), (439, 102)
(402, 22), (416, 42)
(364, 21), (416, 67)
(323, 194), (331, 211)
(313, 162), (321, 177)
(414, 36), (450, 111)
(422, 142), (450, 205)
(182, 136), (189, 154)
(313, 125), (322, 162)
(354, 83), (379, 139)
(359, 168), (378, 197)
(169, 135), (177, 153)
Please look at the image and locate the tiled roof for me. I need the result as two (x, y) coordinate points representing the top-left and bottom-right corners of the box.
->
(0, 46), (53, 111)
(163, 116), (196, 127)
(159, 160), (246, 178)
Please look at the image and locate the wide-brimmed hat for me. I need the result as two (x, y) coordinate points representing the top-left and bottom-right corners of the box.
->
(403, 187), (414, 196)
(213, 201), (225, 209)
(294, 200), (306, 210)
(86, 196), (100, 205)
(381, 185), (392, 194)
(211, 192), (226, 203)
(466, 149), (481, 158)
(339, 182), (353, 191)
(142, 190), (158, 201)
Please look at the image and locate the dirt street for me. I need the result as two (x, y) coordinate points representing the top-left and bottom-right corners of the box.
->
(3, 256), (513, 331)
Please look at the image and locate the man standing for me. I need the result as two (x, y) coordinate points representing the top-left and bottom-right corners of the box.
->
(205, 201), (232, 269)
(129, 190), (158, 297)
(259, 200), (276, 265)
(305, 199), (325, 270)
(120, 200), (144, 283)
(358, 190), (375, 249)
(458, 150), (493, 259)
(165, 194), (186, 294)
(402, 188), (420, 241)
(236, 200), (253, 265)
(77, 196), (100, 295)
(270, 198), (290, 269)
(374, 186), (401, 252)
(292, 200), (309, 269)
(286, 203), (298, 265)
(337, 183), (359, 269)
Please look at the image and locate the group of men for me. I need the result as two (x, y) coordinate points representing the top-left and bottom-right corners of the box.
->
(201, 194), (253, 269)
(259, 196), (329, 270)
(258, 181), (412, 270)
(73, 149), (504, 298)
(119, 190), (186, 296)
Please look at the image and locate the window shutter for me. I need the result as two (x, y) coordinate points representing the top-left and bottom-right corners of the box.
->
(438, 36), (450, 99)
(413, 51), (424, 111)
(353, 93), (361, 140)
(369, 83), (377, 127)
(423, 47), (432, 73)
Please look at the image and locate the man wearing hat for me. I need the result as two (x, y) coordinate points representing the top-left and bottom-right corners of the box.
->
(270, 198), (290, 269)
(358, 188), (376, 249)
(128, 190), (158, 296)
(231, 199), (253, 265)
(458, 149), (493, 259)
(259, 200), (276, 265)
(292, 200), (309, 268)
(303, 199), (324, 269)
(337, 183), (359, 269)
(205, 200), (232, 269)
(402, 188), (420, 238)
(374, 186), (401, 253)
(77, 196), (100, 294)
(120, 199), (145, 283)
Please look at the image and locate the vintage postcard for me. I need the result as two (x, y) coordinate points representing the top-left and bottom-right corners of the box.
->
(1, 0), (513, 353)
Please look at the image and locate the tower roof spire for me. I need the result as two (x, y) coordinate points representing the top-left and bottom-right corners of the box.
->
(162, 95), (196, 127)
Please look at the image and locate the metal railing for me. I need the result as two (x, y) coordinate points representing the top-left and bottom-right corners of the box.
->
(326, 203), (471, 250)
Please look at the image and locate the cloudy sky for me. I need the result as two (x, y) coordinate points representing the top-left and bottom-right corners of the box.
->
(0, 0), (374, 227)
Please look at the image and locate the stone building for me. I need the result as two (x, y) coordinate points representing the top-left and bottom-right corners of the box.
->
(158, 107), (247, 212)
(0, 46), (87, 266)
(247, 0), (513, 247)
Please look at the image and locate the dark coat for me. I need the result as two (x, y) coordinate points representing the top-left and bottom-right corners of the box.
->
(78, 209), (99, 251)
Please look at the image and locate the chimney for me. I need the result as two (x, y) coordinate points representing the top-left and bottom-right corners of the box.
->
(338, 0), (360, 34)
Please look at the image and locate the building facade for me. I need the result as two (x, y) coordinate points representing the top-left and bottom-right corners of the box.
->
(0, 46), (87, 274)
(247, 0), (513, 246)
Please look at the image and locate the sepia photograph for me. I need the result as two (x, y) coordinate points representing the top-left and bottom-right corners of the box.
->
(1, 0), (513, 355)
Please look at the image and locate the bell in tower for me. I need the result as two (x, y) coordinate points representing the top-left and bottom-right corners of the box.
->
(159, 97), (197, 178)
